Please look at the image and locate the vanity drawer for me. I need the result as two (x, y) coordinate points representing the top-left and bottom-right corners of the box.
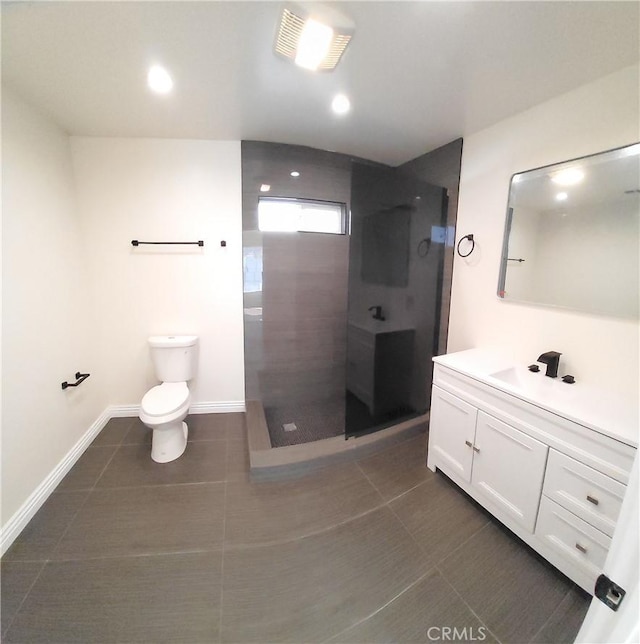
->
(543, 450), (625, 537)
(536, 496), (610, 583)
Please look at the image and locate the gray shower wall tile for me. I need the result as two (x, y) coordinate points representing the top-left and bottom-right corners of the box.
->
(262, 315), (347, 336)
(262, 237), (349, 276)
(261, 287), (348, 319)
(258, 366), (346, 406)
(262, 337), (346, 366)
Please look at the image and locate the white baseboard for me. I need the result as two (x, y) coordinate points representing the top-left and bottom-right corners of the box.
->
(0, 408), (111, 556)
(189, 400), (246, 414)
(108, 400), (246, 417)
(0, 400), (245, 556)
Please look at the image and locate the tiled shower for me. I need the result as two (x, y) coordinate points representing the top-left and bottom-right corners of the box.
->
(242, 140), (462, 447)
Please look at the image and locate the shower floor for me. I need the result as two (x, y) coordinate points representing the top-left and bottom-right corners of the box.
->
(264, 398), (345, 447)
(264, 393), (423, 448)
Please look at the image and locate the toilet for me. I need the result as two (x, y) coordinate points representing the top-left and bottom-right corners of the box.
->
(139, 335), (198, 463)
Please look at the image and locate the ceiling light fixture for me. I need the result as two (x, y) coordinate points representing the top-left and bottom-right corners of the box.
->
(274, 3), (355, 72)
(290, 171), (300, 177)
(556, 192), (568, 201)
(260, 184), (271, 192)
(331, 94), (351, 115)
(147, 65), (173, 94)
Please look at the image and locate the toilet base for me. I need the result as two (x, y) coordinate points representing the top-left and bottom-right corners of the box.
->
(151, 421), (189, 463)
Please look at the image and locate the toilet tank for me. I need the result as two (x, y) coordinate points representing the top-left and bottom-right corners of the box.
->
(148, 335), (199, 382)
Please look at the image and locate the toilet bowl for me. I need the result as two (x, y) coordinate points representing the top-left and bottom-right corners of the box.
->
(140, 382), (191, 463)
(139, 335), (199, 463)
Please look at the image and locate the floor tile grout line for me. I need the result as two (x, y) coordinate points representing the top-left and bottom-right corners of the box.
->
(1, 559), (47, 637)
(224, 502), (390, 551)
(526, 585), (575, 644)
(29, 546), (226, 564)
(47, 451), (118, 560)
(385, 475), (435, 505)
(85, 480), (228, 492)
(434, 561), (504, 644)
(218, 442), (230, 643)
(90, 441), (122, 490)
(318, 565), (440, 644)
(44, 493), (93, 554)
(384, 482), (439, 560)
(436, 519), (492, 570)
(354, 461), (388, 504)
(118, 416), (138, 446)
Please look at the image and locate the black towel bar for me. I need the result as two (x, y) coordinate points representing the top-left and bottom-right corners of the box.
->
(131, 240), (204, 247)
(62, 372), (90, 390)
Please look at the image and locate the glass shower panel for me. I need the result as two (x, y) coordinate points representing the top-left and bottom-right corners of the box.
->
(345, 162), (448, 438)
(242, 141), (352, 448)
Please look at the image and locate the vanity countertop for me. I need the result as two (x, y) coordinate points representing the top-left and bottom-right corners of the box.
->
(433, 348), (639, 448)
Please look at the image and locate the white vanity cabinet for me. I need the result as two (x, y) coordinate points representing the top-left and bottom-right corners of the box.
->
(430, 387), (547, 532)
(427, 350), (637, 594)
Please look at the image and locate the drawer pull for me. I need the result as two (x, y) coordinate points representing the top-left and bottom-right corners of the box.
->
(465, 440), (473, 448)
(472, 445), (480, 453)
(575, 543), (588, 554)
(587, 495), (600, 506)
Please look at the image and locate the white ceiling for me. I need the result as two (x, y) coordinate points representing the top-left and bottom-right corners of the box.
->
(2, 1), (639, 166)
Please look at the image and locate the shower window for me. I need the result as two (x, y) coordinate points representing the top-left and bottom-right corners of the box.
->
(258, 197), (346, 234)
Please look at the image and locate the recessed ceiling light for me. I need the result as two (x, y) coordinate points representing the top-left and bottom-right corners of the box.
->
(332, 94), (351, 115)
(260, 184), (271, 192)
(290, 171), (300, 177)
(551, 168), (584, 186)
(147, 65), (173, 94)
(556, 192), (568, 201)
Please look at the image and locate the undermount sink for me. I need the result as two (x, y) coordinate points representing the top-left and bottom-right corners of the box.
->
(490, 365), (553, 390)
(488, 365), (578, 402)
(490, 366), (530, 388)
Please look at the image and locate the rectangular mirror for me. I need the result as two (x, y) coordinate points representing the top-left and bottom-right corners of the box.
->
(498, 143), (640, 319)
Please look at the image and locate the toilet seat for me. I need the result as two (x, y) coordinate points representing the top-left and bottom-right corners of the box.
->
(141, 382), (189, 417)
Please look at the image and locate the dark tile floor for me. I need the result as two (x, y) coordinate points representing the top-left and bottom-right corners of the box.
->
(1, 414), (590, 643)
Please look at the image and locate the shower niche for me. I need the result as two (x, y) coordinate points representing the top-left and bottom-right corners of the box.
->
(242, 140), (460, 447)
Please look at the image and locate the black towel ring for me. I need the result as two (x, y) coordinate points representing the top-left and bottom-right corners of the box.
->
(456, 234), (475, 258)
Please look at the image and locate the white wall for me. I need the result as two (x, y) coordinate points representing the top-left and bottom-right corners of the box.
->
(1, 87), (107, 525)
(71, 138), (244, 408)
(532, 199), (639, 318)
(449, 64), (640, 400)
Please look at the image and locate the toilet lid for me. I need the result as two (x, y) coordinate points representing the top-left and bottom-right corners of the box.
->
(141, 382), (189, 417)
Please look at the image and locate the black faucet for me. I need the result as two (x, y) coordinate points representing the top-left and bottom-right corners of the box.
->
(537, 351), (562, 378)
(368, 305), (385, 321)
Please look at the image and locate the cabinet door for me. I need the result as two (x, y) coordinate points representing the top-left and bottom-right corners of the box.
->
(471, 411), (548, 532)
(428, 386), (477, 483)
